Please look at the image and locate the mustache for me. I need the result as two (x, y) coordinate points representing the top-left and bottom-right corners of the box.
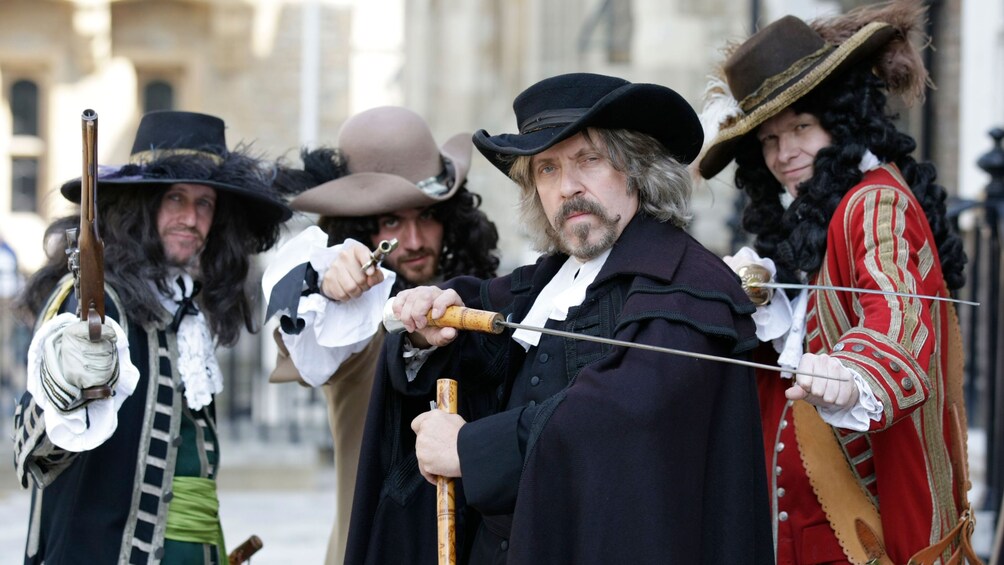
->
(554, 197), (610, 228)
(165, 227), (205, 242)
(166, 226), (203, 235)
(396, 249), (433, 262)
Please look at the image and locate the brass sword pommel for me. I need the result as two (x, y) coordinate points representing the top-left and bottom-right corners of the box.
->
(737, 264), (773, 306)
(362, 238), (399, 272)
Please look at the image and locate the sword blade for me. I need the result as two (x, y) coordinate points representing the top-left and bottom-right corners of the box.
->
(748, 281), (979, 307)
(497, 320), (848, 382)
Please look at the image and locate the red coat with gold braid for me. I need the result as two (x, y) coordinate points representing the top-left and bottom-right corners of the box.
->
(758, 163), (961, 565)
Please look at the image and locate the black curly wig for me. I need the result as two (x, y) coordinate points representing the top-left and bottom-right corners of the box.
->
(733, 65), (966, 291)
(18, 150), (288, 346)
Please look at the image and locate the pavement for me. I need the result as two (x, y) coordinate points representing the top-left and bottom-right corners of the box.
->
(0, 429), (1000, 564)
(0, 437), (335, 564)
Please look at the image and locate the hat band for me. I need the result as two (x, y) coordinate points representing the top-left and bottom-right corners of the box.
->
(519, 108), (590, 134)
(738, 44), (833, 113)
(130, 148), (224, 165)
(415, 157), (456, 197)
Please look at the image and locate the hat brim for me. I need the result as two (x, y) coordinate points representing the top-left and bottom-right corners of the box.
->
(474, 83), (703, 176)
(61, 176), (292, 224)
(291, 132), (472, 217)
(698, 22), (896, 179)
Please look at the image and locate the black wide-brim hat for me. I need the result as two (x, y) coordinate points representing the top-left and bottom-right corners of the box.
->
(61, 110), (291, 223)
(474, 73), (704, 176)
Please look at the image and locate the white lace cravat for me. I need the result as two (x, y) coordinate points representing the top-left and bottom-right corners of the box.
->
(155, 272), (223, 410)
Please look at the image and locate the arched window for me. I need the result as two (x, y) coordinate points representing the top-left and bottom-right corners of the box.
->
(9, 79), (42, 212)
(10, 157), (38, 212)
(11, 80), (39, 136)
(144, 80), (174, 112)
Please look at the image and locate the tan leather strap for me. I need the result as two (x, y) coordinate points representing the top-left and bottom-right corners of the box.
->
(793, 400), (891, 565)
(944, 303), (971, 499)
(907, 508), (981, 565)
(906, 303), (984, 565)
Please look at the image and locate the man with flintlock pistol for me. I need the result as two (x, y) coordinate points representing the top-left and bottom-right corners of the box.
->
(13, 110), (292, 565)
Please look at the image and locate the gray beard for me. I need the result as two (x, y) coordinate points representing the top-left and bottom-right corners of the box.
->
(561, 220), (618, 260)
(554, 197), (620, 260)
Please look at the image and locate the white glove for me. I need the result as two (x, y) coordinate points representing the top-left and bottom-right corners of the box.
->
(40, 320), (119, 413)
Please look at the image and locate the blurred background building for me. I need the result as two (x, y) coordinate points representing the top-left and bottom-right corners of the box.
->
(1, 0), (1002, 560)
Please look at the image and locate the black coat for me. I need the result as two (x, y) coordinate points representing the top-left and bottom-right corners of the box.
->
(346, 214), (774, 564)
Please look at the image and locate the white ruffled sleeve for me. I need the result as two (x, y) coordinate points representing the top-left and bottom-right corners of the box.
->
(264, 228), (396, 387)
(26, 312), (140, 452)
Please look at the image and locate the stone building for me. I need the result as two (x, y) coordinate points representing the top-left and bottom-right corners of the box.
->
(2, 0), (1002, 555)
(1, 0), (993, 269)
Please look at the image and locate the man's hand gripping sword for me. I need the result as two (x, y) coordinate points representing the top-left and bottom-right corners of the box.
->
(385, 305), (850, 382)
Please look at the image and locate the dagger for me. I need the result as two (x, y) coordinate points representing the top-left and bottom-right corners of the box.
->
(736, 264), (979, 307)
(362, 238), (399, 272)
(384, 305), (850, 382)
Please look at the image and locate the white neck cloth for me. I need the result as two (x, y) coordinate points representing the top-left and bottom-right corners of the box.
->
(512, 249), (611, 350)
(155, 272), (223, 410)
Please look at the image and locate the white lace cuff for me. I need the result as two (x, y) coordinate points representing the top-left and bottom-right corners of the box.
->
(816, 367), (884, 431)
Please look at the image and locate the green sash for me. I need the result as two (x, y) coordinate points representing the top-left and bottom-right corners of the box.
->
(165, 476), (227, 558)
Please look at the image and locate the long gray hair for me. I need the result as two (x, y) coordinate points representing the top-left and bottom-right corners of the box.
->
(505, 128), (692, 254)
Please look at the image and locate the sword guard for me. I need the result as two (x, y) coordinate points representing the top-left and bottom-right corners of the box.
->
(737, 264), (773, 306)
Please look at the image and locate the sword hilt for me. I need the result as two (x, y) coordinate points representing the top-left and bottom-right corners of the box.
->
(383, 304), (504, 334)
(361, 238), (399, 272)
(736, 264), (773, 306)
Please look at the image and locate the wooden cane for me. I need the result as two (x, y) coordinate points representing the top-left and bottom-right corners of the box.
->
(436, 379), (458, 565)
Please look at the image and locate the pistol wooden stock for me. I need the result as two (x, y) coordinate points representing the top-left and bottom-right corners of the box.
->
(76, 109), (111, 401)
(78, 109), (105, 338)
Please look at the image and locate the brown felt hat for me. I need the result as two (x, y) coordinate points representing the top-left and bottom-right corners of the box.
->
(291, 106), (471, 217)
(697, 16), (898, 179)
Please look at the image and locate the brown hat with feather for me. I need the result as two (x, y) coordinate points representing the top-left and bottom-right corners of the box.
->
(697, 0), (930, 180)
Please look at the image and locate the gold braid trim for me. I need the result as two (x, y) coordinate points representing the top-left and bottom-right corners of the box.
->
(129, 148), (224, 165)
(739, 45), (833, 112)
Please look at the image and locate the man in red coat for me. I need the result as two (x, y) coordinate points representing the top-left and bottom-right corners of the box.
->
(697, 3), (973, 564)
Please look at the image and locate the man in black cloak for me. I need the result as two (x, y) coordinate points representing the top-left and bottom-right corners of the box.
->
(349, 72), (774, 565)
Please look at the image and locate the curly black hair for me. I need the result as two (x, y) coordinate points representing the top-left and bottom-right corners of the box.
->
(18, 151), (287, 346)
(733, 65), (966, 291)
(296, 147), (501, 292)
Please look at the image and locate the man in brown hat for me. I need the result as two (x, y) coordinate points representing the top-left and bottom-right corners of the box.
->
(379, 73), (773, 564)
(698, 2), (974, 563)
(262, 105), (499, 565)
(13, 110), (293, 564)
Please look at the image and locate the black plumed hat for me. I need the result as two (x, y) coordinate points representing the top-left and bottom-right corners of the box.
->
(61, 110), (291, 224)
